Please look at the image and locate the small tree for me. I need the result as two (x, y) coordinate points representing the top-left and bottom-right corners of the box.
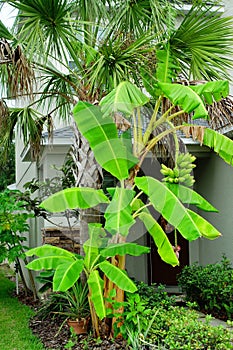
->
(0, 190), (37, 299)
(0, 141), (15, 191)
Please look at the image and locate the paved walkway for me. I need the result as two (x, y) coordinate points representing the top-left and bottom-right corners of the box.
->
(197, 311), (233, 330)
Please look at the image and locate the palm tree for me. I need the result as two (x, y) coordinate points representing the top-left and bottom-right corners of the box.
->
(0, 0), (233, 253)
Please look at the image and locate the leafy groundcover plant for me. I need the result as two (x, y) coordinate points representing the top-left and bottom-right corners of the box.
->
(147, 307), (232, 350)
(178, 255), (233, 320)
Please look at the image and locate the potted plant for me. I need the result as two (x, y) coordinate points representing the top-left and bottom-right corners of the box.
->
(53, 281), (90, 335)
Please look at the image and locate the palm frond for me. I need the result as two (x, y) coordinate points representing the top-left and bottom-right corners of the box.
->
(0, 36), (34, 97)
(85, 31), (156, 96)
(1, 107), (52, 160)
(170, 5), (233, 80)
(106, 0), (181, 39)
(35, 62), (77, 119)
(8, 0), (79, 64)
(0, 20), (14, 41)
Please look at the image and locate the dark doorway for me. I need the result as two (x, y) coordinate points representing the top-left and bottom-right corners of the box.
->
(147, 226), (189, 285)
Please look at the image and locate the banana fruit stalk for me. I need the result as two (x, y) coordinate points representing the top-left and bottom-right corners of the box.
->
(160, 153), (196, 187)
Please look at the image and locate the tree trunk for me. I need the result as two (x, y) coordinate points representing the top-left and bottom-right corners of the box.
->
(71, 122), (103, 253)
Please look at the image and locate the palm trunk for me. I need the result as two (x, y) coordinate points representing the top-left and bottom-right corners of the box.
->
(71, 122), (103, 253)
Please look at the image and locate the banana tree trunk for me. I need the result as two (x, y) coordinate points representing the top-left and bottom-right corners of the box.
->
(104, 234), (126, 337)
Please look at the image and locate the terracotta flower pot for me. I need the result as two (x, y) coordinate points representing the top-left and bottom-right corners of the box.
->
(67, 318), (89, 335)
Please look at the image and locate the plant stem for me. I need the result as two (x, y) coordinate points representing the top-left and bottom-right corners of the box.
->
(88, 295), (100, 338)
(143, 96), (162, 144)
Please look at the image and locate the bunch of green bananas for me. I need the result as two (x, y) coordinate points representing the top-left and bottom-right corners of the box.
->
(160, 153), (196, 187)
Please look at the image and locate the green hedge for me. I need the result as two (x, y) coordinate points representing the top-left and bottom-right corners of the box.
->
(178, 256), (233, 320)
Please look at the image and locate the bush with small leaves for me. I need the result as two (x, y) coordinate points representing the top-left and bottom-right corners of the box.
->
(178, 256), (233, 320)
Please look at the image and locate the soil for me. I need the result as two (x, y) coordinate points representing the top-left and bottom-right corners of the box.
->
(12, 287), (128, 350)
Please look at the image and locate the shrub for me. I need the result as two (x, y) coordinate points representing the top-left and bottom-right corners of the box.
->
(136, 280), (175, 309)
(112, 282), (175, 339)
(177, 256), (233, 320)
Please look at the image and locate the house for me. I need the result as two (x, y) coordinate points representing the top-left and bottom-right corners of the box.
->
(10, 0), (233, 287)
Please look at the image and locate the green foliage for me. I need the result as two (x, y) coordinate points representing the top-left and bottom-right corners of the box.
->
(35, 270), (54, 294)
(40, 187), (109, 213)
(178, 256), (233, 320)
(31, 73), (233, 330)
(0, 190), (33, 263)
(111, 284), (232, 349)
(138, 212), (179, 266)
(203, 128), (233, 166)
(104, 187), (135, 236)
(148, 307), (232, 349)
(136, 176), (202, 241)
(0, 142), (15, 191)
(73, 101), (138, 180)
(135, 281), (175, 310)
(99, 81), (150, 117)
(26, 223), (147, 320)
(170, 6), (233, 80)
(166, 183), (218, 212)
(110, 292), (154, 340)
(36, 279), (89, 324)
(156, 49), (180, 84)
(52, 281), (90, 320)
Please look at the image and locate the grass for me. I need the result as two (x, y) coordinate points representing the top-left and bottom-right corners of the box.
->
(0, 266), (46, 350)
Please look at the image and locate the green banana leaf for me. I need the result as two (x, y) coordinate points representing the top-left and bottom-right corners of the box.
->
(190, 80), (229, 105)
(187, 209), (222, 240)
(87, 270), (106, 320)
(104, 187), (135, 236)
(53, 259), (84, 292)
(141, 48), (179, 98)
(138, 212), (179, 267)
(26, 256), (73, 271)
(158, 82), (208, 119)
(166, 184), (218, 212)
(100, 242), (150, 258)
(203, 128), (233, 166)
(99, 81), (149, 117)
(25, 244), (75, 258)
(84, 224), (105, 270)
(73, 101), (138, 180)
(98, 260), (137, 293)
(156, 49), (180, 84)
(39, 187), (109, 212)
(130, 198), (146, 212)
(135, 176), (201, 241)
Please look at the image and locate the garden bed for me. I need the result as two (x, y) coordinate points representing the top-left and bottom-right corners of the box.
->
(1, 266), (231, 350)
(13, 281), (233, 350)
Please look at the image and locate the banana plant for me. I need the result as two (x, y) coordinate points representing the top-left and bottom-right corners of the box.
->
(26, 48), (233, 336)
(26, 222), (149, 337)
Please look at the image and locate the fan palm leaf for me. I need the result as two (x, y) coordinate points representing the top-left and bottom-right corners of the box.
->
(8, 0), (78, 62)
(169, 6), (233, 80)
(106, 0), (181, 39)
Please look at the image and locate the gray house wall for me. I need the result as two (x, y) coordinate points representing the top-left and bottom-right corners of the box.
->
(194, 152), (233, 265)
